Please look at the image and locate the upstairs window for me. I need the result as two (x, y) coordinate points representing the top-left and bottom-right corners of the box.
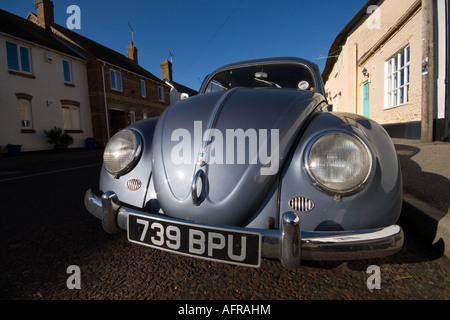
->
(6, 41), (32, 73)
(158, 86), (165, 103)
(141, 80), (146, 97)
(62, 59), (73, 83)
(386, 45), (410, 109)
(110, 69), (122, 91)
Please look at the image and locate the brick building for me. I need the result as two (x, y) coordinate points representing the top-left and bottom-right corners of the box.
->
(28, 0), (171, 146)
(322, 0), (449, 141)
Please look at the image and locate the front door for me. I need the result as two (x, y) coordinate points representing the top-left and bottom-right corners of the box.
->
(109, 109), (127, 136)
(363, 81), (370, 117)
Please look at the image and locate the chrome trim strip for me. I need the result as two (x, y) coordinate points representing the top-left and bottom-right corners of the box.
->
(85, 189), (404, 267)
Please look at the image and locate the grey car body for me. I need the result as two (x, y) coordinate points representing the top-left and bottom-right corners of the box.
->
(85, 57), (404, 269)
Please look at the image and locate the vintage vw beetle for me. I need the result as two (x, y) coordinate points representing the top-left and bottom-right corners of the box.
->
(85, 57), (404, 269)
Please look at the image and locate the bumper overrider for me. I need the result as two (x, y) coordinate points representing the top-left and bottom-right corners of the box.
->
(85, 189), (404, 269)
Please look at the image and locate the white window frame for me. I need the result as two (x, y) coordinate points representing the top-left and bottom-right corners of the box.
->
(6, 41), (32, 74)
(110, 69), (123, 91)
(18, 99), (33, 129)
(62, 105), (81, 130)
(385, 45), (410, 109)
(158, 86), (165, 103)
(141, 80), (146, 97)
(62, 59), (73, 84)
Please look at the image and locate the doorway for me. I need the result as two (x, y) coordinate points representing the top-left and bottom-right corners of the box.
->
(363, 81), (370, 117)
(109, 109), (127, 136)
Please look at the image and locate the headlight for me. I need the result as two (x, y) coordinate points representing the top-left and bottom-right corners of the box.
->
(305, 131), (372, 195)
(104, 129), (142, 176)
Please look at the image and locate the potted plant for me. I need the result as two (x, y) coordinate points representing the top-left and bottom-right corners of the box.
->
(44, 126), (74, 151)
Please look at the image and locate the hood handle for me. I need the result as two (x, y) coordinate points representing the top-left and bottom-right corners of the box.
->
(191, 170), (206, 206)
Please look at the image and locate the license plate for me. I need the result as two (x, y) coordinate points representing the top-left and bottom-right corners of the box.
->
(128, 213), (261, 267)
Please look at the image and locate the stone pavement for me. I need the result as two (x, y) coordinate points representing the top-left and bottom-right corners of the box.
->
(393, 138), (450, 258)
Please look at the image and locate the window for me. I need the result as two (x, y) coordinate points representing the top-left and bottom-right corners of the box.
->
(386, 45), (410, 109)
(141, 80), (146, 97)
(19, 100), (33, 129)
(158, 86), (165, 103)
(62, 59), (72, 83)
(62, 105), (81, 130)
(6, 41), (32, 73)
(333, 95), (339, 112)
(110, 69), (122, 91)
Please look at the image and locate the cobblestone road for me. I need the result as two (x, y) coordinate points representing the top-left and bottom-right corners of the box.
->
(0, 156), (449, 302)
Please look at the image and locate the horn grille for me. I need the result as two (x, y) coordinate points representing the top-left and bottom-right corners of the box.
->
(288, 197), (314, 212)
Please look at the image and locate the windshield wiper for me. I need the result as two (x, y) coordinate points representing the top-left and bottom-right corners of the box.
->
(210, 81), (228, 91)
(254, 77), (281, 88)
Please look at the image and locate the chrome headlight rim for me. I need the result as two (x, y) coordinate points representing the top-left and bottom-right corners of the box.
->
(103, 129), (143, 177)
(304, 130), (373, 196)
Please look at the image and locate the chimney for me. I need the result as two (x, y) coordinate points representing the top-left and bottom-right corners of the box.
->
(160, 59), (173, 83)
(35, 0), (54, 31)
(127, 41), (138, 64)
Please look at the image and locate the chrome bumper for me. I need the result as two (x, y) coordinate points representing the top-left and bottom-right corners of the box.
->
(85, 189), (404, 269)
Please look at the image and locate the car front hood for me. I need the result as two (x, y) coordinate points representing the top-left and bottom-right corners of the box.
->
(152, 88), (319, 226)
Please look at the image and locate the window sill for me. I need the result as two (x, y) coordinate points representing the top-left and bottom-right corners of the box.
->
(21, 129), (36, 133)
(64, 82), (75, 87)
(8, 70), (36, 79)
(64, 129), (83, 133)
(384, 102), (409, 110)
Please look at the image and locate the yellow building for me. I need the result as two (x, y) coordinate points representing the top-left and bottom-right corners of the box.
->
(322, 0), (449, 141)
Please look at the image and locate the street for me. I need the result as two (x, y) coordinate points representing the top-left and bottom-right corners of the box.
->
(0, 152), (449, 302)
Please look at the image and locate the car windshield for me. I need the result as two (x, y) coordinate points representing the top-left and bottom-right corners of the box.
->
(204, 63), (316, 93)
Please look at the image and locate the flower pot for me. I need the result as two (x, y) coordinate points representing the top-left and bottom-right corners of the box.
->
(7, 144), (22, 156)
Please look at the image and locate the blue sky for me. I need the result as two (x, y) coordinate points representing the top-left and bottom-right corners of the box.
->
(1, 0), (367, 91)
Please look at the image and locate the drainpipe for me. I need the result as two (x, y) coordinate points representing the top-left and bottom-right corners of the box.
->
(421, 0), (435, 142)
(444, 0), (450, 141)
(355, 43), (359, 115)
(101, 61), (111, 141)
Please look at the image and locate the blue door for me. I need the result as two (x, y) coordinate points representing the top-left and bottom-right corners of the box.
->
(363, 81), (370, 117)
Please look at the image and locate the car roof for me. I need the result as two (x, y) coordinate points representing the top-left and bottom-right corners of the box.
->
(200, 57), (325, 95)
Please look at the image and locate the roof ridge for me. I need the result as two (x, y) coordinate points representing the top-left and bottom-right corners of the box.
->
(50, 23), (165, 84)
(0, 8), (84, 60)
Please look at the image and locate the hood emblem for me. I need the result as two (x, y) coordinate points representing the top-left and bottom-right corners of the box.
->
(197, 151), (208, 167)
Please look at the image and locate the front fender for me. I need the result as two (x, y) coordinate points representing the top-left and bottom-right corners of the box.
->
(99, 117), (160, 209)
(280, 112), (403, 231)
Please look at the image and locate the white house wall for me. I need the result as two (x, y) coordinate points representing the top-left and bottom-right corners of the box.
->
(436, 0), (447, 120)
(0, 34), (93, 152)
